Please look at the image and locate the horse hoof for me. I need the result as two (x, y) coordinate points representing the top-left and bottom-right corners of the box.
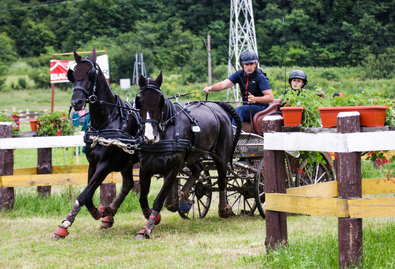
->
(218, 204), (233, 218)
(165, 203), (179, 212)
(101, 215), (114, 229)
(135, 230), (150, 240)
(50, 233), (63, 241)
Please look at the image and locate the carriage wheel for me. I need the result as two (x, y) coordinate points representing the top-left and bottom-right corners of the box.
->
(226, 164), (257, 217)
(254, 157), (265, 219)
(296, 152), (335, 186)
(177, 167), (212, 219)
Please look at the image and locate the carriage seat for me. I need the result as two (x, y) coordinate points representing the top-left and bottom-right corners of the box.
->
(241, 99), (283, 135)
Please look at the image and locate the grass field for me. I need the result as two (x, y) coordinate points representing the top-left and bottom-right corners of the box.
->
(1, 181), (395, 268)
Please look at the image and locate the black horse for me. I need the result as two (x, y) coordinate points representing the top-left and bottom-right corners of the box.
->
(134, 72), (242, 239)
(51, 48), (141, 240)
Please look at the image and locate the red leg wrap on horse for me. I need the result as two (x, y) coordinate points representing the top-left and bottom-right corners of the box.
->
(65, 204), (81, 223)
(102, 215), (114, 224)
(142, 208), (151, 220)
(88, 206), (101, 220)
(54, 226), (69, 237)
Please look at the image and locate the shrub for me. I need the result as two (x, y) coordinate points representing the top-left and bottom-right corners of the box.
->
(37, 112), (75, 137)
(321, 70), (339, 81)
(28, 67), (50, 89)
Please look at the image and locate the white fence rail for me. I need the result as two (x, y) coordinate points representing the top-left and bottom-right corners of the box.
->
(0, 134), (85, 149)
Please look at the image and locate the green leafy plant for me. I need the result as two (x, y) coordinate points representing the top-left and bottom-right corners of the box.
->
(37, 112), (75, 137)
(280, 86), (325, 128)
(0, 113), (20, 135)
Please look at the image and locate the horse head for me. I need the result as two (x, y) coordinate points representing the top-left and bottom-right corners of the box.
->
(136, 71), (164, 144)
(69, 47), (100, 111)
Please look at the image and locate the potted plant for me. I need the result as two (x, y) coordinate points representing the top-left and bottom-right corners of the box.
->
(37, 111), (75, 137)
(318, 91), (391, 128)
(279, 88), (324, 129)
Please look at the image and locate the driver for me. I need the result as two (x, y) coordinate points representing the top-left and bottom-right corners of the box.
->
(203, 49), (274, 125)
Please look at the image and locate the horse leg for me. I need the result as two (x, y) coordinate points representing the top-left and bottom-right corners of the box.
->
(51, 165), (111, 240)
(135, 168), (180, 240)
(216, 162), (233, 218)
(179, 162), (202, 213)
(100, 166), (135, 229)
(164, 180), (179, 212)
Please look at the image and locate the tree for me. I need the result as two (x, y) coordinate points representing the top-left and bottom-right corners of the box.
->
(16, 20), (55, 57)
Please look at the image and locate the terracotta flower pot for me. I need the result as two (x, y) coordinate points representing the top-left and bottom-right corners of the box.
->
(29, 119), (38, 131)
(318, 106), (388, 128)
(280, 106), (304, 126)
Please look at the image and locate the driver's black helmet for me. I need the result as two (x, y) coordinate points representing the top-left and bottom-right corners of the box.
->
(288, 70), (308, 88)
(240, 49), (259, 64)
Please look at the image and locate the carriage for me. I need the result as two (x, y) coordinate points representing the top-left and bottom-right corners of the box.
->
(52, 48), (335, 240)
(175, 109), (335, 220)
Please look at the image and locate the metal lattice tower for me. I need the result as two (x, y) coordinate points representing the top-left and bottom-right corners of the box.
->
(228, 0), (258, 102)
(132, 53), (147, 85)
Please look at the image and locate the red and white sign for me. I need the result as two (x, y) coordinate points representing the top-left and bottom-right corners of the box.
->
(50, 55), (110, 83)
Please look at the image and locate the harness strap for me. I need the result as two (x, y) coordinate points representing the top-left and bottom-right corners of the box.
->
(140, 139), (191, 153)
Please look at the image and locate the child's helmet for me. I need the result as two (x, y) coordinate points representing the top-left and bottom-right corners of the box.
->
(289, 70), (308, 88)
(240, 49), (259, 64)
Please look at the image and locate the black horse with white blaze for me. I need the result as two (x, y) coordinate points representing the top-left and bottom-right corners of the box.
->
(134, 72), (242, 239)
(51, 48), (141, 240)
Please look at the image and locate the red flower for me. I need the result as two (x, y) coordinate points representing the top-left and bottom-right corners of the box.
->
(297, 168), (305, 174)
(56, 130), (61, 136)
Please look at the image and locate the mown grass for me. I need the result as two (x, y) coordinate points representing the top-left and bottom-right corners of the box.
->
(1, 183), (395, 268)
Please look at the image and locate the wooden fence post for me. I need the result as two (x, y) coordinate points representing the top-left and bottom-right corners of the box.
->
(0, 123), (14, 211)
(100, 183), (116, 206)
(132, 163), (140, 193)
(37, 148), (52, 197)
(263, 116), (288, 251)
(337, 112), (363, 268)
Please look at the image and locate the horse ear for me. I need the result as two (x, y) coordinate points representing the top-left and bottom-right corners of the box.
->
(74, 51), (82, 63)
(88, 47), (97, 62)
(155, 71), (163, 87)
(138, 74), (146, 87)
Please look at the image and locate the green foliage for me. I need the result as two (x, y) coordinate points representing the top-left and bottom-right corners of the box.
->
(28, 67), (50, 88)
(0, 64), (7, 91)
(360, 47), (395, 79)
(2, 0), (395, 70)
(0, 113), (20, 135)
(16, 20), (55, 57)
(0, 32), (16, 63)
(37, 112), (75, 137)
(281, 87), (325, 128)
(11, 77), (28, 90)
(321, 69), (340, 81)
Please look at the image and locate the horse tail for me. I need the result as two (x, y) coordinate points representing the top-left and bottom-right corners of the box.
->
(217, 102), (242, 164)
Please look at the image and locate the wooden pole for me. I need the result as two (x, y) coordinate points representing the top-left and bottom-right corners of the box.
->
(100, 184), (116, 206)
(37, 148), (52, 197)
(336, 112), (363, 268)
(208, 33), (212, 86)
(263, 116), (288, 251)
(0, 123), (14, 211)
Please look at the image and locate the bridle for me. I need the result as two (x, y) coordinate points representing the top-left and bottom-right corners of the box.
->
(69, 58), (100, 103)
(136, 82), (178, 133)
